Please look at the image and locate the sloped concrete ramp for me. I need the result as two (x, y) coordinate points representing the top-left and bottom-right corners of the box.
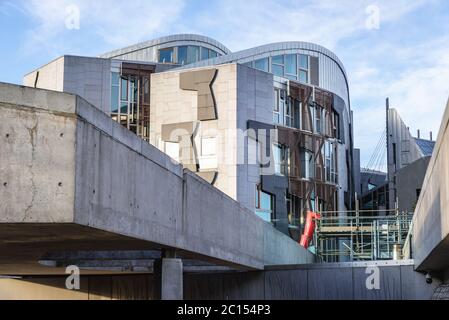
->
(0, 83), (313, 275)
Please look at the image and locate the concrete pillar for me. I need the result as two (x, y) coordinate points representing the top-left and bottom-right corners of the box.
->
(154, 251), (183, 300)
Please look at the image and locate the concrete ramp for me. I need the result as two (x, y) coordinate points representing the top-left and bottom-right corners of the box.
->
(0, 82), (313, 274)
(412, 97), (449, 274)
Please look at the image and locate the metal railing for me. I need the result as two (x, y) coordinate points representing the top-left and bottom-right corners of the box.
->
(315, 210), (413, 262)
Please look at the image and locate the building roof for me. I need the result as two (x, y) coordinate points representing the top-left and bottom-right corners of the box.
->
(415, 138), (435, 156)
(99, 34), (231, 59)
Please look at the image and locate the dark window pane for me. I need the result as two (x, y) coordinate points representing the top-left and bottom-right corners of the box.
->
(285, 54), (297, 75)
(111, 86), (119, 112)
(209, 50), (218, 58)
(120, 101), (128, 114)
(159, 48), (174, 63)
(178, 46), (187, 65)
(121, 78), (128, 100)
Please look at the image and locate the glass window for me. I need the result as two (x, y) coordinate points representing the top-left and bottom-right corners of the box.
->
(301, 149), (314, 179)
(272, 55), (284, 64)
(178, 46), (188, 65)
(273, 144), (290, 175)
(201, 47), (209, 61)
(111, 72), (120, 113)
(111, 86), (119, 112)
(299, 54), (309, 69)
(120, 101), (128, 114)
(285, 97), (293, 127)
(287, 193), (302, 228)
(299, 70), (308, 83)
(255, 184), (274, 223)
(272, 64), (284, 77)
(273, 88), (281, 124)
(111, 72), (120, 86)
(285, 54), (297, 75)
(187, 46), (200, 64)
(209, 50), (218, 58)
(159, 47), (174, 63)
(120, 77), (128, 100)
(254, 58), (269, 72)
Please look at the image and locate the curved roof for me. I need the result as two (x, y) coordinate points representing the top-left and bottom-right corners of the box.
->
(181, 41), (347, 80)
(99, 34), (231, 59)
(179, 41), (350, 109)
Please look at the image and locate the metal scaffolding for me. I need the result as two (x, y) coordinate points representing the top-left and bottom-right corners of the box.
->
(315, 209), (413, 262)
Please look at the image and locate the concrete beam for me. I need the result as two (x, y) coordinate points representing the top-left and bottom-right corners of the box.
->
(0, 82), (313, 274)
(412, 97), (449, 273)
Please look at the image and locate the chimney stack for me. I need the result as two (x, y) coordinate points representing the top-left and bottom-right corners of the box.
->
(417, 129), (420, 139)
(430, 131), (433, 141)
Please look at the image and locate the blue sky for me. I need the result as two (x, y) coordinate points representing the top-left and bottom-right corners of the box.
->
(1, 0), (449, 168)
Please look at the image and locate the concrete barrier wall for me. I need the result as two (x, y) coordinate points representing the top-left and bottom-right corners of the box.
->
(0, 261), (438, 300)
(412, 99), (449, 272)
(0, 82), (77, 223)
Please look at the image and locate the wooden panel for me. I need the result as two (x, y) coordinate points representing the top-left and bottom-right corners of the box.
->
(88, 276), (112, 300)
(111, 275), (150, 300)
(308, 268), (353, 300)
(222, 272), (264, 300)
(264, 269), (307, 300)
(184, 274), (224, 300)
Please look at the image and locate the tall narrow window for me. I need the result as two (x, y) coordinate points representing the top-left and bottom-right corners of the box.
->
(178, 46), (188, 65)
(255, 184), (274, 223)
(111, 72), (120, 113)
(273, 144), (290, 175)
(285, 54), (297, 78)
(187, 46), (200, 64)
(273, 88), (281, 124)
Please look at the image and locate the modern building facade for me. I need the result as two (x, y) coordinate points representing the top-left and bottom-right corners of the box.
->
(23, 34), (355, 246)
(360, 106), (435, 213)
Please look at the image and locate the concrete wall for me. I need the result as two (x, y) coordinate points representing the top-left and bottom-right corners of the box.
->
(186, 261), (438, 300)
(0, 82), (313, 271)
(412, 98), (449, 273)
(24, 56), (112, 115)
(396, 156), (430, 213)
(24, 57), (65, 92)
(0, 261), (438, 300)
(0, 82), (77, 223)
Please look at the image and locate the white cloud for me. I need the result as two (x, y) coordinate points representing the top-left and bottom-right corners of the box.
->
(14, 0), (449, 171)
(195, 0), (429, 51)
(20, 0), (185, 55)
(353, 36), (449, 168)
